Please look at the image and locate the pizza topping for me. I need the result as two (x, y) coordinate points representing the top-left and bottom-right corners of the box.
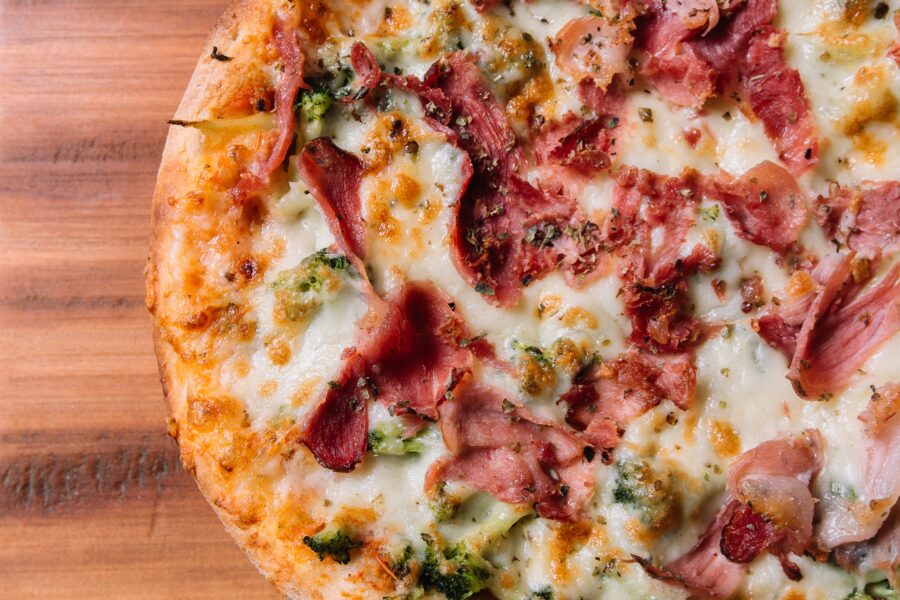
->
(816, 180), (900, 261)
(299, 137), (368, 260)
(638, 430), (822, 594)
(633, 0), (716, 108)
(740, 27), (819, 175)
(633, 500), (745, 599)
(706, 160), (807, 253)
(551, 14), (635, 91)
(560, 351), (695, 452)
(301, 348), (372, 472)
(818, 384), (900, 551)
(789, 259), (900, 399)
(608, 167), (717, 353)
(236, 18), (309, 201)
(359, 281), (474, 422)
(725, 429), (823, 559)
(428, 384), (593, 521)
(302, 525), (362, 564)
(834, 503), (900, 590)
(271, 249), (357, 322)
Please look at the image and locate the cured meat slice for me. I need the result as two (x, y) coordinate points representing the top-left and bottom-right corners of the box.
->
(427, 384), (594, 521)
(559, 351), (695, 452)
(707, 160), (807, 253)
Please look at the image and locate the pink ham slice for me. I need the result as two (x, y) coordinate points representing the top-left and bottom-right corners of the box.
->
(740, 28), (819, 175)
(233, 18), (309, 202)
(359, 282), (474, 421)
(789, 260), (900, 399)
(633, 0), (716, 108)
(426, 384), (594, 521)
(559, 351), (696, 453)
(298, 138), (368, 261)
(607, 167), (717, 353)
(552, 15), (635, 91)
(301, 348), (372, 472)
(638, 430), (823, 596)
(635, 0), (819, 173)
(635, 500), (745, 599)
(301, 281), (477, 471)
(707, 160), (807, 253)
(816, 181), (900, 261)
(755, 253), (900, 399)
(818, 384), (900, 559)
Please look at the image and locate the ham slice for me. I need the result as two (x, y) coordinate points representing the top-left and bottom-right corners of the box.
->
(552, 15), (635, 90)
(639, 430), (823, 595)
(359, 282), (474, 421)
(299, 138), (367, 261)
(608, 167), (717, 353)
(301, 349), (371, 471)
(301, 281), (477, 470)
(634, 0), (716, 108)
(233, 18), (309, 202)
(818, 384), (900, 553)
(835, 503), (900, 589)
(816, 181), (900, 261)
(559, 351), (695, 452)
(755, 253), (900, 399)
(707, 161), (807, 253)
(427, 384), (594, 521)
(740, 28), (819, 175)
(635, 500), (745, 599)
(790, 260), (900, 399)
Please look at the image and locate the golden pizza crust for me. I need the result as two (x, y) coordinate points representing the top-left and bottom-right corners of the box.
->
(147, 2), (392, 598)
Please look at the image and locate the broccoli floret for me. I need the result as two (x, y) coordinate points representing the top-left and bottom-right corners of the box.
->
(419, 536), (490, 600)
(866, 580), (899, 600)
(297, 89), (333, 122)
(368, 423), (426, 456)
(845, 589), (873, 600)
(302, 526), (360, 564)
(272, 249), (355, 322)
(613, 461), (681, 532)
(531, 588), (554, 600)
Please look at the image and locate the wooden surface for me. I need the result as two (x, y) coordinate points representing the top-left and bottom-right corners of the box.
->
(0, 1), (280, 597)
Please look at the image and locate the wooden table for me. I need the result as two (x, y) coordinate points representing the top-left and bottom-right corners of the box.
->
(0, 2), (280, 597)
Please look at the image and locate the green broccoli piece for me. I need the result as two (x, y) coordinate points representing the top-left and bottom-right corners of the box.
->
(419, 536), (490, 600)
(302, 526), (360, 564)
(428, 481), (463, 523)
(368, 423), (426, 456)
(272, 249), (355, 322)
(297, 89), (333, 122)
(612, 460), (681, 531)
(845, 589), (873, 600)
(531, 588), (554, 600)
(866, 580), (899, 600)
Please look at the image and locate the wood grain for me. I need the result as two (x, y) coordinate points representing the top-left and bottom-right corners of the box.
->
(0, 1), (279, 597)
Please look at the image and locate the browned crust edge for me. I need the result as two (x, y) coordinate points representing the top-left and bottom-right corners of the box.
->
(146, 1), (313, 598)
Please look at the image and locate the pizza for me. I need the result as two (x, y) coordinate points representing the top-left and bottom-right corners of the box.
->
(146, 0), (900, 597)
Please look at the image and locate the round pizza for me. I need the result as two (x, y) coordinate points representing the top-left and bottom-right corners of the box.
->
(146, 0), (900, 597)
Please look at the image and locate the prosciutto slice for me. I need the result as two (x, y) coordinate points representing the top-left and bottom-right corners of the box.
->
(707, 160), (807, 253)
(426, 384), (594, 521)
(639, 430), (823, 595)
(301, 349), (372, 471)
(301, 281), (476, 470)
(816, 181), (900, 261)
(608, 167), (717, 353)
(559, 351), (695, 452)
